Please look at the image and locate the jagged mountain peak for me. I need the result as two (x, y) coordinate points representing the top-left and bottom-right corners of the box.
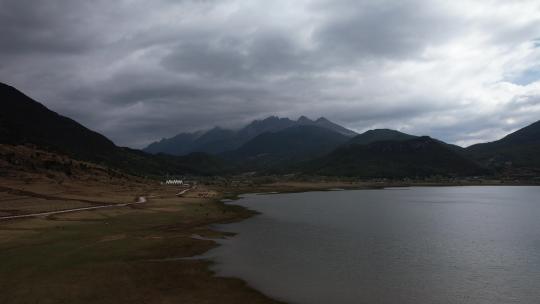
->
(297, 115), (313, 123)
(316, 117), (330, 122)
(313, 117), (358, 137)
(144, 115), (357, 155)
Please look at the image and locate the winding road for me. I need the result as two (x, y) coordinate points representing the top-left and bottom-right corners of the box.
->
(0, 196), (147, 221)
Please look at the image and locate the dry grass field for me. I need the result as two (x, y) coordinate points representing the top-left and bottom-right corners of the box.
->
(0, 145), (282, 304)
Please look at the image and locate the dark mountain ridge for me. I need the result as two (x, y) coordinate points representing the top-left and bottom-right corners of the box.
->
(0, 82), (225, 176)
(348, 129), (417, 145)
(305, 136), (489, 178)
(224, 125), (350, 171)
(144, 115), (357, 156)
(0, 83), (117, 161)
(3, 82), (540, 179)
(466, 120), (540, 171)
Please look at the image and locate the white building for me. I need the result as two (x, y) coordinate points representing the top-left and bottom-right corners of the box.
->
(165, 179), (183, 185)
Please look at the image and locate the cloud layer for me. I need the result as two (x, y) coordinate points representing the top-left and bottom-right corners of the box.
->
(1, 0), (540, 147)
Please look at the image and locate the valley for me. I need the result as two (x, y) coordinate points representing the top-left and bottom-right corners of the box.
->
(1, 81), (540, 303)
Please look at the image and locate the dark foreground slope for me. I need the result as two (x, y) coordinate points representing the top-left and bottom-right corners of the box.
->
(0, 83), (224, 176)
(0, 83), (117, 161)
(466, 120), (540, 173)
(306, 136), (488, 178)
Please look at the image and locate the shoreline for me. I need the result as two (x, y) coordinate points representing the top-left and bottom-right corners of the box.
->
(0, 179), (286, 304)
(2, 180), (539, 303)
(196, 185), (540, 304)
(194, 181), (540, 303)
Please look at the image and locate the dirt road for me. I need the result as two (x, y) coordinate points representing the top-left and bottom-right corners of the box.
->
(0, 196), (147, 220)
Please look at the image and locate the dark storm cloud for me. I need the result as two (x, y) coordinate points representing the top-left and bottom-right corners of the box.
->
(0, 1), (103, 55)
(1, 0), (539, 147)
(312, 0), (461, 61)
(55, 69), (297, 146)
(103, 82), (272, 106)
(160, 29), (311, 80)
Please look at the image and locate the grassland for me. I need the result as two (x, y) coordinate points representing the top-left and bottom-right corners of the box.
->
(0, 178), (290, 304)
(0, 145), (283, 303)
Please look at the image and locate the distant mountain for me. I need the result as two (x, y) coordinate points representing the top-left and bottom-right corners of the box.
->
(349, 129), (417, 145)
(144, 132), (204, 156)
(236, 116), (298, 138)
(302, 116), (357, 137)
(305, 136), (487, 178)
(0, 82), (225, 176)
(224, 125), (350, 170)
(143, 115), (357, 156)
(349, 128), (469, 155)
(6, 81), (538, 180)
(466, 120), (540, 171)
(187, 127), (239, 154)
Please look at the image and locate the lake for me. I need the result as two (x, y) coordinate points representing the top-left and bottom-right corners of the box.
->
(203, 186), (540, 304)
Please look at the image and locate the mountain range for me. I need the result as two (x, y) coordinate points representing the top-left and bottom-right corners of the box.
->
(1, 82), (540, 179)
(144, 115), (357, 155)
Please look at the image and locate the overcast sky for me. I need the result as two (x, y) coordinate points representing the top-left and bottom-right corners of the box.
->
(1, 0), (540, 148)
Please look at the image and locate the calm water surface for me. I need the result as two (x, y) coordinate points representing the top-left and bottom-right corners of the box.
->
(204, 187), (540, 304)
